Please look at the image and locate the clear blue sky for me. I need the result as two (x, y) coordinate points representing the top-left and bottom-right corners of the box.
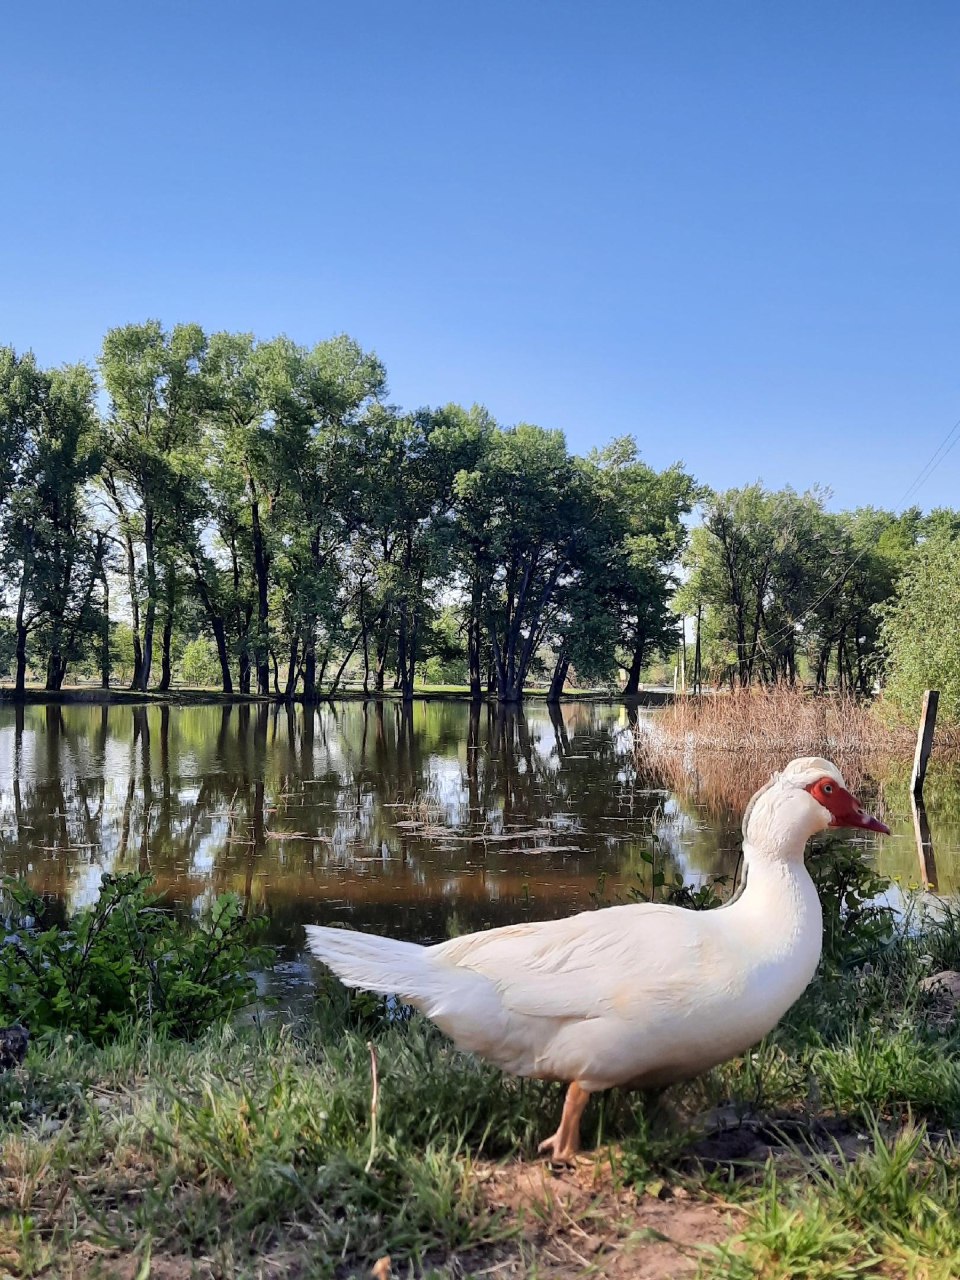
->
(3, 1), (959, 511)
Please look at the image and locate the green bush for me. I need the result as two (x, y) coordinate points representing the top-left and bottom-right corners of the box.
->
(177, 635), (223, 686)
(0, 873), (273, 1044)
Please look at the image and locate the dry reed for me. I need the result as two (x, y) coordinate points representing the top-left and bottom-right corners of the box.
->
(650, 685), (914, 754)
(635, 685), (942, 815)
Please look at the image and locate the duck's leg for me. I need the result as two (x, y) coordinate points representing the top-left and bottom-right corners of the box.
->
(538, 1082), (590, 1163)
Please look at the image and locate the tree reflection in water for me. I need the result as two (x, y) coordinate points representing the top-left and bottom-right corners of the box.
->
(0, 701), (944, 956)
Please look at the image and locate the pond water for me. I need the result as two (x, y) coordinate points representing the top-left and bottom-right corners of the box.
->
(0, 701), (955, 974)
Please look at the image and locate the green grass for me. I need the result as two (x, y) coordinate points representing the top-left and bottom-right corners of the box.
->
(6, 912), (960, 1276)
(701, 1124), (960, 1279)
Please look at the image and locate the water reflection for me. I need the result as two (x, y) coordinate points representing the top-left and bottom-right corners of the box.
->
(0, 702), (684, 952)
(910, 795), (938, 890)
(0, 701), (953, 959)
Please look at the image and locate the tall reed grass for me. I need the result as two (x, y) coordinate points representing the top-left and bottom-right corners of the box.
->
(635, 685), (951, 814)
(650, 685), (914, 754)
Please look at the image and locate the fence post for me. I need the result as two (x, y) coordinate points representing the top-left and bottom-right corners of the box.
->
(911, 689), (939, 799)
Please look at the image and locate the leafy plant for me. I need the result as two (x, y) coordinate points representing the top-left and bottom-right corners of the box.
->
(628, 847), (729, 910)
(0, 873), (273, 1044)
(807, 838), (895, 967)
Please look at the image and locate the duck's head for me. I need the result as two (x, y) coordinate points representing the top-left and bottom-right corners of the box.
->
(743, 756), (890, 859)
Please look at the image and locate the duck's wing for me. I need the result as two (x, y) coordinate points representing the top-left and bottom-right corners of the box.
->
(430, 902), (694, 1021)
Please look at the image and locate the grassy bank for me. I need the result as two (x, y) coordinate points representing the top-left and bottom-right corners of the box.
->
(0, 684), (674, 707)
(7, 906), (960, 1278)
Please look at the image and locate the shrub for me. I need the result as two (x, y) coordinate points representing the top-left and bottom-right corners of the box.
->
(177, 635), (223, 687)
(0, 873), (273, 1044)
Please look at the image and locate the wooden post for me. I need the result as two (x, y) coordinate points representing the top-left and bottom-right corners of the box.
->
(693, 603), (702, 695)
(911, 690), (939, 799)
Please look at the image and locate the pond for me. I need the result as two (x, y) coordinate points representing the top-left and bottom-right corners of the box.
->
(0, 701), (955, 970)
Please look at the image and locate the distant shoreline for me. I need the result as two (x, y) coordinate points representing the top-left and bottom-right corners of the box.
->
(0, 686), (676, 708)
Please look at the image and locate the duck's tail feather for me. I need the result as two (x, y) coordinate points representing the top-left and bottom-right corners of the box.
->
(304, 925), (434, 1000)
(304, 924), (512, 1060)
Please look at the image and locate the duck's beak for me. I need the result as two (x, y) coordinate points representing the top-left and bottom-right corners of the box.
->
(829, 787), (890, 835)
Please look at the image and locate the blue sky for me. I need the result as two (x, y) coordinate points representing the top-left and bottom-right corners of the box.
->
(2, 1), (959, 510)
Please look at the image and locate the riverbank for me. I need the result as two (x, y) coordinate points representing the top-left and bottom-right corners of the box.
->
(0, 684), (676, 707)
(6, 911), (960, 1279)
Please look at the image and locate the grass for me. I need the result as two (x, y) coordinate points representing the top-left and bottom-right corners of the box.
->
(6, 907), (960, 1278)
(701, 1124), (960, 1280)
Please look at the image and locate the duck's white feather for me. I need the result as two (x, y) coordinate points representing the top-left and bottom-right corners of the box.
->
(305, 757), (842, 1092)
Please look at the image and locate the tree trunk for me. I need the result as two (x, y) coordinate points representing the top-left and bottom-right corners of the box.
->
(490, 557), (562, 703)
(328, 630), (363, 697)
(396, 608), (408, 698)
(248, 481), (271, 696)
(373, 608), (391, 693)
(14, 571), (29, 695)
(210, 617), (233, 694)
(157, 566), (175, 692)
(284, 636), (299, 699)
(359, 583), (371, 695)
(138, 507), (157, 691)
(623, 629), (646, 696)
(100, 566), (111, 689)
(188, 554), (233, 694)
(302, 622), (317, 702)
(45, 651), (68, 691)
(547, 654), (569, 703)
(468, 623), (482, 700)
(122, 526), (144, 690)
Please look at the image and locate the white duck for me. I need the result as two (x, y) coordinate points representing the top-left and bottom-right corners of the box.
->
(305, 757), (889, 1160)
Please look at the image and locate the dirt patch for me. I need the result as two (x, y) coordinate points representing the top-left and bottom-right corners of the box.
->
(464, 1152), (738, 1278)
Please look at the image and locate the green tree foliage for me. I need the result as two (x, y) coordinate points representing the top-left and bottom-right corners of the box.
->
(0, 349), (104, 691)
(879, 530), (960, 723)
(452, 423), (595, 702)
(683, 485), (922, 691)
(14, 318), (959, 704)
(178, 636), (223, 687)
(98, 322), (208, 691)
(574, 440), (699, 696)
(4, 327), (703, 701)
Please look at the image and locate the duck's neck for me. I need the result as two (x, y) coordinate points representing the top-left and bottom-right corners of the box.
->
(732, 838), (822, 958)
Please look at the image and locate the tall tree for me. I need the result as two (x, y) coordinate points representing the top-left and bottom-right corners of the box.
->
(98, 321), (208, 691)
(0, 352), (102, 691)
(578, 440), (698, 697)
(879, 528), (960, 723)
(683, 485), (827, 686)
(453, 424), (590, 703)
(269, 335), (386, 700)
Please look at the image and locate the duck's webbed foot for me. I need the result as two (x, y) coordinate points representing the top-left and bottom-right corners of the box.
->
(538, 1081), (590, 1164)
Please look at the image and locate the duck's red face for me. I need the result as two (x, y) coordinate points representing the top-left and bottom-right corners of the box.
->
(805, 777), (890, 834)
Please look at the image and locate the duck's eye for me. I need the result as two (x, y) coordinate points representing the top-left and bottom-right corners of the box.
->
(822, 783), (834, 795)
